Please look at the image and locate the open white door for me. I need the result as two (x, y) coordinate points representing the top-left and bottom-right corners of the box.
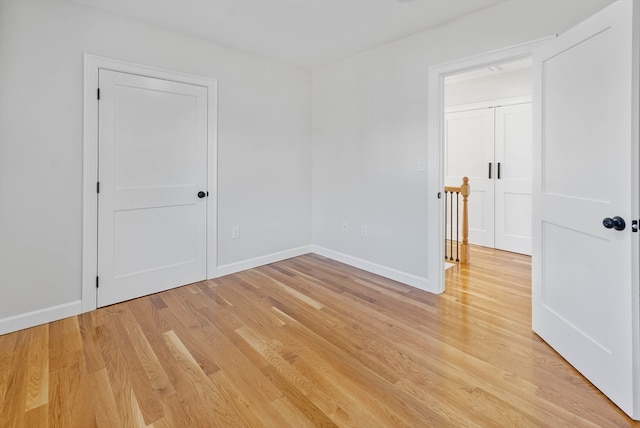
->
(97, 70), (208, 307)
(532, 0), (638, 419)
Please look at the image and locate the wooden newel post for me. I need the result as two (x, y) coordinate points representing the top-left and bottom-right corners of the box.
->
(460, 176), (470, 264)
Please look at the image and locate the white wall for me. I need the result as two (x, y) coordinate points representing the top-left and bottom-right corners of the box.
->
(312, 0), (612, 282)
(0, 1), (311, 331)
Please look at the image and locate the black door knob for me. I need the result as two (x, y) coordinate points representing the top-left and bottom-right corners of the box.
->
(197, 191), (206, 199)
(603, 216), (625, 231)
(612, 216), (626, 231)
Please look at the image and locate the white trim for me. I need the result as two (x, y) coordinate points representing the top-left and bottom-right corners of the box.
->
(311, 245), (430, 292)
(444, 95), (532, 113)
(432, 36), (555, 79)
(426, 37), (553, 294)
(632, 0), (640, 419)
(82, 54), (218, 313)
(0, 301), (82, 335)
(215, 246), (312, 277)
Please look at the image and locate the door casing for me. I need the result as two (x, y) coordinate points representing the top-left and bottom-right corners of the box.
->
(82, 54), (218, 312)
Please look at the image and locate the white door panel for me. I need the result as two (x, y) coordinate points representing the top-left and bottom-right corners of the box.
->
(113, 205), (199, 277)
(533, 0), (637, 418)
(98, 69), (208, 307)
(444, 109), (495, 248)
(113, 86), (199, 188)
(500, 192), (532, 249)
(495, 103), (532, 254)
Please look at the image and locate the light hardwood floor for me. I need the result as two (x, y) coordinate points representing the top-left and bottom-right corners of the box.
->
(1, 246), (639, 427)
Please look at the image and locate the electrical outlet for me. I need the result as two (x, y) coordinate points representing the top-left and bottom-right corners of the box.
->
(361, 225), (368, 237)
(342, 221), (348, 232)
(232, 226), (240, 239)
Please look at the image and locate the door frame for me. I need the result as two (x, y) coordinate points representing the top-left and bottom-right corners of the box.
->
(426, 37), (551, 294)
(82, 54), (218, 312)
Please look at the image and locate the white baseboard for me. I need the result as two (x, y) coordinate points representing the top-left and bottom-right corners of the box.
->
(0, 300), (82, 335)
(310, 245), (434, 292)
(0, 245), (433, 336)
(214, 245), (312, 278)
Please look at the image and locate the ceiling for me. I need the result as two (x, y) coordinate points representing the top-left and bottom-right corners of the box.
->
(73, 0), (506, 69)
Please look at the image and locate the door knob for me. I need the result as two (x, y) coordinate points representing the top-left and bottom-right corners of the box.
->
(197, 191), (206, 199)
(603, 216), (625, 231)
(612, 216), (626, 230)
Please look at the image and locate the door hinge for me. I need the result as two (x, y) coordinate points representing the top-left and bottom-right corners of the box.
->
(632, 220), (638, 233)
(97, 88), (100, 100)
(437, 192), (442, 199)
(96, 181), (100, 194)
(96, 276), (99, 288)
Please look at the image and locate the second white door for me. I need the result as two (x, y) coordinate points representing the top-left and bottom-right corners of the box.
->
(445, 102), (532, 254)
(97, 69), (209, 307)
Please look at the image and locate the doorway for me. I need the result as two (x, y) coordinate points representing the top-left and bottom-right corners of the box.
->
(82, 55), (219, 312)
(443, 58), (533, 256)
(426, 39), (548, 295)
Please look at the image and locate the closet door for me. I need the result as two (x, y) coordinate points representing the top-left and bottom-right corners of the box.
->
(97, 70), (209, 307)
(495, 103), (532, 255)
(444, 108), (495, 248)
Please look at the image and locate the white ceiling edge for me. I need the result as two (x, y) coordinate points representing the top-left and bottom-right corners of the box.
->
(72, 0), (506, 69)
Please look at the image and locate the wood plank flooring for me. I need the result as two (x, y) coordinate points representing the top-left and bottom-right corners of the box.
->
(1, 246), (639, 427)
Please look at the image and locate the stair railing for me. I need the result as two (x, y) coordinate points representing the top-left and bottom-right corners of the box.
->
(444, 177), (470, 264)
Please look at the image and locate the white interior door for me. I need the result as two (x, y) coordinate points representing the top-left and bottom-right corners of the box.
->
(533, 0), (638, 418)
(495, 103), (532, 255)
(98, 69), (208, 307)
(444, 108), (495, 248)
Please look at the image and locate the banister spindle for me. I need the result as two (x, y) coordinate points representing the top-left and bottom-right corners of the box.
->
(460, 176), (470, 264)
(444, 177), (470, 265)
